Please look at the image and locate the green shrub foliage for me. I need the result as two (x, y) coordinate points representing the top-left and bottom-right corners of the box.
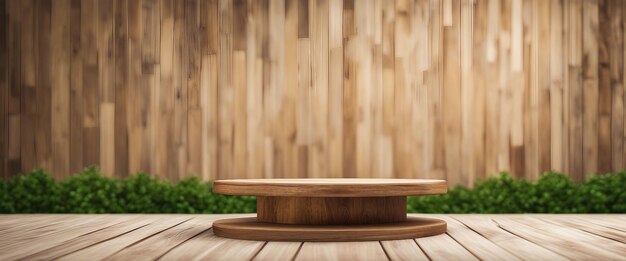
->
(0, 168), (624, 213)
(0, 167), (255, 214)
(408, 172), (626, 213)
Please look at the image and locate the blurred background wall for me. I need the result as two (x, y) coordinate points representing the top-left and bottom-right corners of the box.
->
(0, 0), (624, 186)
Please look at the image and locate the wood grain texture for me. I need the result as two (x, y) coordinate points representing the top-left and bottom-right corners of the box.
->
(160, 228), (265, 261)
(295, 241), (388, 260)
(0, 0), (7, 179)
(2, 0), (626, 185)
(491, 216), (625, 260)
(253, 242), (302, 261)
(213, 216), (446, 242)
(0, 215), (127, 260)
(439, 216), (521, 260)
(213, 178), (448, 197)
(453, 215), (568, 260)
(0, 214), (626, 261)
(257, 196), (406, 225)
(415, 233), (479, 261)
(380, 239), (429, 261)
(103, 217), (212, 261)
(58, 216), (191, 260)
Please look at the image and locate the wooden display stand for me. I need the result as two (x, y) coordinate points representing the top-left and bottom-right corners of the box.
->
(212, 179), (447, 242)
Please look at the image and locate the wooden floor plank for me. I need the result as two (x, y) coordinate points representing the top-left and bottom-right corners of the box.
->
(379, 240), (428, 261)
(157, 228), (226, 260)
(0, 215), (132, 260)
(0, 215), (85, 235)
(439, 216), (521, 261)
(0, 215), (116, 244)
(414, 233), (478, 261)
(511, 216), (626, 255)
(0, 214), (78, 224)
(540, 216), (626, 244)
(582, 215), (626, 232)
(453, 215), (568, 261)
(295, 242), (389, 261)
(20, 216), (158, 260)
(159, 229), (265, 261)
(253, 242), (302, 261)
(492, 216), (625, 259)
(58, 216), (191, 260)
(104, 216), (214, 260)
(0, 216), (94, 245)
(0, 214), (624, 261)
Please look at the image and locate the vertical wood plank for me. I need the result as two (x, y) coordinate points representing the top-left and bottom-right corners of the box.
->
(484, 0), (500, 177)
(200, 0), (219, 180)
(610, 0), (624, 172)
(51, 0), (71, 178)
(157, 0), (173, 178)
(472, 0), (487, 182)
(245, 0), (266, 179)
(461, 0), (475, 185)
(510, 0), (525, 178)
(443, 0), (461, 183)
(69, 0), (82, 175)
(582, 0), (598, 177)
(498, 0), (512, 174)
(598, 0), (611, 173)
(141, 0), (159, 175)
(233, 0), (247, 178)
(7, 0), (22, 177)
(328, 0), (343, 178)
(81, 0), (100, 170)
(98, 0), (114, 176)
(266, 0), (285, 179)
(536, 0), (551, 176)
(394, 0), (414, 179)
(187, 0), (202, 178)
(427, 0), (446, 180)
(184, 0), (202, 176)
(200, 54), (218, 180)
(296, 0), (310, 177)
(0, 0), (6, 178)
(568, 0), (584, 181)
(37, 0), (52, 173)
(354, 0), (372, 178)
(20, 0), (36, 173)
(114, 0), (128, 176)
(562, 0), (571, 175)
(172, 0), (188, 178)
(342, 0), (356, 178)
(371, 0), (385, 178)
(309, 0), (329, 179)
(146, 0), (161, 177)
(127, 0), (141, 174)
(623, 0), (626, 169)
(550, 0), (564, 172)
(218, 0), (233, 179)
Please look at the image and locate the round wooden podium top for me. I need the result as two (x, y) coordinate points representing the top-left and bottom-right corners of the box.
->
(212, 178), (447, 197)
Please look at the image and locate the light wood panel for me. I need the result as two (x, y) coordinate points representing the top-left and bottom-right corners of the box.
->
(2, 0), (626, 186)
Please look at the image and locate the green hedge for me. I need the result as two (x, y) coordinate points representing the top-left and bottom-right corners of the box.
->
(0, 168), (255, 214)
(409, 172), (626, 213)
(0, 168), (625, 213)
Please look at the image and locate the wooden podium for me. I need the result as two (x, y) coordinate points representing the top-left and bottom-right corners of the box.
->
(212, 179), (447, 241)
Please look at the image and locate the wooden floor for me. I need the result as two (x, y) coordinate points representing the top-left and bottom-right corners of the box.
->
(0, 214), (625, 260)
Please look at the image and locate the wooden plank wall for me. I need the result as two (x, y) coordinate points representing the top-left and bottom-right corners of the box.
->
(1, 0), (626, 186)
